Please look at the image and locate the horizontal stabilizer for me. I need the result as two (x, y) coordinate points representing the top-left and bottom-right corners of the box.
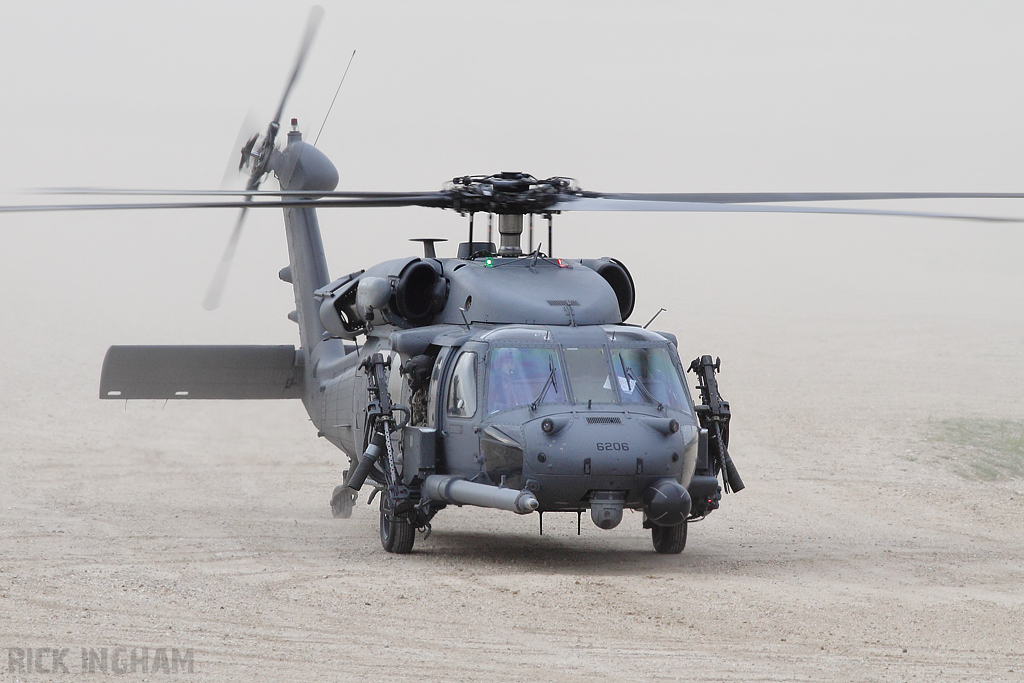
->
(100, 345), (303, 399)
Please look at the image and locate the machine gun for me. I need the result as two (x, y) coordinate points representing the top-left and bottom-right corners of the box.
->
(332, 353), (412, 522)
(344, 353), (410, 494)
(332, 354), (399, 517)
(688, 355), (744, 494)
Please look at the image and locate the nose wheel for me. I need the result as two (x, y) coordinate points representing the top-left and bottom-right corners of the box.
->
(651, 520), (687, 554)
(379, 492), (415, 554)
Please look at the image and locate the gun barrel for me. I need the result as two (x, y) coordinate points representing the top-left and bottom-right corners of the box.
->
(345, 436), (383, 491)
(722, 449), (745, 492)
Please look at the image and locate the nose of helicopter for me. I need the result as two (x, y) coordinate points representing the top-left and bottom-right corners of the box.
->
(519, 411), (698, 516)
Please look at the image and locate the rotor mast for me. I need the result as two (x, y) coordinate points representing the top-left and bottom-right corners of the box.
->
(497, 214), (524, 256)
(448, 173), (576, 258)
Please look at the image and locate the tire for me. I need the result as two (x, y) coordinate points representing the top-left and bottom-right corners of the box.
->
(651, 520), (687, 554)
(379, 496), (415, 554)
(330, 484), (354, 519)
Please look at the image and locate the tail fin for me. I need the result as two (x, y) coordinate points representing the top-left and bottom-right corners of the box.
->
(271, 127), (339, 360)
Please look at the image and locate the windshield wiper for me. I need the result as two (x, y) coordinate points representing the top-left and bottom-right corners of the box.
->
(530, 357), (559, 411)
(618, 355), (663, 411)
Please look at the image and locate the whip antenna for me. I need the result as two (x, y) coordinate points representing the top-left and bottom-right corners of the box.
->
(314, 50), (356, 147)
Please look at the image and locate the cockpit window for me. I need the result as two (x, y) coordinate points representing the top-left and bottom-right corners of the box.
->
(562, 347), (616, 404)
(426, 347), (450, 427)
(447, 351), (478, 418)
(487, 347), (567, 414)
(610, 347), (687, 410)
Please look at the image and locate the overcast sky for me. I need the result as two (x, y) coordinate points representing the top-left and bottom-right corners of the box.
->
(2, 1), (1023, 366)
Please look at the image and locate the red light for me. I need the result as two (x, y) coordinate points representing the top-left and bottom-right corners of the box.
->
(556, 258), (567, 268)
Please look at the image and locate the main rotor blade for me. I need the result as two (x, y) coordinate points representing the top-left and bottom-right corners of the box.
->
(202, 205), (249, 311)
(272, 5), (324, 127)
(8, 193), (1024, 222)
(551, 197), (1024, 223)
(0, 194), (452, 213)
(582, 191), (1024, 203)
(35, 187), (433, 199)
(35, 188), (1024, 203)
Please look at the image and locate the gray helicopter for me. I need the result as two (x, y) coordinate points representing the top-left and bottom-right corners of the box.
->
(96, 154), (743, 554)
(7, 8), (1024, 555)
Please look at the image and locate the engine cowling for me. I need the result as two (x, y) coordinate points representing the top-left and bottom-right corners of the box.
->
(393, 259), (448, 326)
(317, 258), (450, 336)
(580, 258), (635, 322)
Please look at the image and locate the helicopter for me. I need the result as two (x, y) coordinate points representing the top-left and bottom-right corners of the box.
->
(6, 8), (1024, 555)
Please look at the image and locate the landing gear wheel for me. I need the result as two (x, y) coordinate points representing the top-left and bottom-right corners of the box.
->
(330, 484), (355, 519)
(379, 495), (415, 554)
(651, 520), (687, 554)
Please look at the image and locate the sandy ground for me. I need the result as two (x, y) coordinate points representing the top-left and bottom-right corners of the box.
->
(2, 292), (1023, 682)
(4, 3), (1024, 680)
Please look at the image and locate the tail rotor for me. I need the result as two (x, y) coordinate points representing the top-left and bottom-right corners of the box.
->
(203, 5), (324, 310)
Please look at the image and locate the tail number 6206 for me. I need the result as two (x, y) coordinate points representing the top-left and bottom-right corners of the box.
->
(596, 442), (629, 451)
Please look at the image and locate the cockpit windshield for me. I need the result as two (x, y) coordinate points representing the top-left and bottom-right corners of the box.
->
(484, 341), (689, 415)
(610, 346), (687, 410)
(562, 347), (616, 404)
(487, 347), (567, 414)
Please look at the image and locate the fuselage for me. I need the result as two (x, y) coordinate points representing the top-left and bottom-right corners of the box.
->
(310, 321), (699, 514)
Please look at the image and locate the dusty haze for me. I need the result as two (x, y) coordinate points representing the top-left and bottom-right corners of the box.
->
(2, 2), (1023, 680)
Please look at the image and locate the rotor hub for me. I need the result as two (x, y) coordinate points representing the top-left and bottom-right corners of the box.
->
(445, 172), (578, 215)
